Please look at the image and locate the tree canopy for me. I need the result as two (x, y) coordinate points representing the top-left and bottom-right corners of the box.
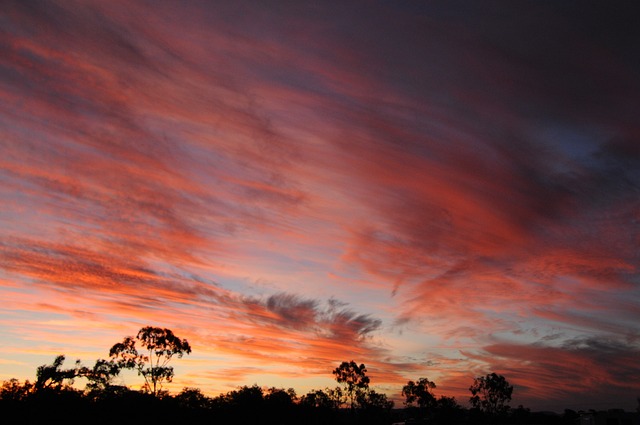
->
(109, 326), (191, 396)
(469, 372), (513, 415)
(332, 360), (370, 410)
(402, 377), (437, 409)
(34, 354), (82, 392)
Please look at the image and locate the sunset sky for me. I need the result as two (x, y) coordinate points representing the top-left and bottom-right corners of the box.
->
(1, 0), (639, 412)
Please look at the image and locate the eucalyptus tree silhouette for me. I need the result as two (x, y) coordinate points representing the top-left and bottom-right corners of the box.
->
(109, 326), (191, 396)
(332, 360), (370, 411)
(469, 372), (513, 415)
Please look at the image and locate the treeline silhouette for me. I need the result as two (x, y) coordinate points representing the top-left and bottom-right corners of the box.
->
(0, 327), (632, 425)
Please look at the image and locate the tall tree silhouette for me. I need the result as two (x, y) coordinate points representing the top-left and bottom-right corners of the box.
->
(109, 326), (191, 396)
(469, 373), (513, 415)
(332, 361), (370, 410)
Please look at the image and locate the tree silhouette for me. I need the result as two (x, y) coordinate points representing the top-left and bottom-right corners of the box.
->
(434, 395), (464, 424)
(34, 354), (82, 392)
(83, 358), (121, 395)
(109, 326), (191, 396)
(265, 387), (298, 424)
(332, 360), (370, 411)
(175, 387), (211, 410)
(0, 378), (32, 401)
(300, 388), (341, 409)
(403, 377), (436, 420)
(357, 388), (393, 410)
(403, 377), (436, 408)
(469, 372), (513, 415)
(264, 386), (297, 407)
